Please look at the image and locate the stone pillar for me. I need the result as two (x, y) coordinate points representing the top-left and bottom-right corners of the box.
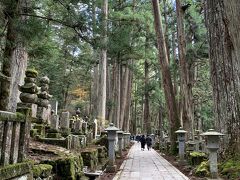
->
(123, 133), (127, 149)
(175, 127), (187, 162)
(74, 120), (82, 133)
(18, 69), (39, 118)
(37, 76), (52, 124)
(82, 121), (88, 134)
(126, 133), (131, 146)
(105, 123), (119, 173)
(50, 114), (59, 130)
(201, 129), (224, 179)
(60, 111), (70, 129)
(117, 131), (123, 157)
(50, 100), (58, 115)
(93, 119), (98, 139)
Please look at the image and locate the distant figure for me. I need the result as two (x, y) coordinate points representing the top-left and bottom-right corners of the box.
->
(146, 135), (152, 151)
(140, 135), (146, 151)
(136, 135), (140, 142)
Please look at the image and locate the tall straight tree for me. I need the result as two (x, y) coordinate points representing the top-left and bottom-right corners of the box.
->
(97, 0), (108, 129)
(151, 0), (180, 154)
(0, 0), (28, 111)
(176, 0), (194, 138)
(206, 0), (240, 156)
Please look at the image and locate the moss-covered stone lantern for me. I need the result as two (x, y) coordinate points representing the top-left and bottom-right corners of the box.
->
(117, 130), (124, 157)
(105, 123), (119, 173)
(175, 127), (187, 161)
(201, 129), (224, 178)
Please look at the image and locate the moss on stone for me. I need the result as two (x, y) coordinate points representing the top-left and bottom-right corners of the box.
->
(95, 134), (108, 149)
(30, 129), (38, 138)
(81, 148), (98, 171)
(32, 164), (52, 178)
(189, 151), (207, 166)
(42, 155), (83, 180)
(195, 161), (210, 177)
(26, 69), (38, 78)
(0, 162), (32, 180)
(220, 157), (240, 179)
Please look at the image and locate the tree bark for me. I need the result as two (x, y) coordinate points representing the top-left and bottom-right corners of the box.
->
(152, 0), (180, 154)
(97, 0), (108, 129)
(176, 0), (194, 139)
(0, 0), (28, 112)
(206, 0), (240, 156)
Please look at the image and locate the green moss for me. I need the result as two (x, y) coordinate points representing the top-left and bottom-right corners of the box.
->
(190, 151), (206, 157)
(81, 149), (98, 171)
(30, 129), (38, 138)
(26, 69), (38, 78)
(42, 155), (83, 180)
(32, 164), (52, 178)
(195, 161), (210, 177)
(220, 158), (240, 179)
(95, 135), (108, 149)
(0, 162), (32, 180)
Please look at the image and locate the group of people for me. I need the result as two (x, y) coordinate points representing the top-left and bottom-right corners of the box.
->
(137, 135), (152, 151)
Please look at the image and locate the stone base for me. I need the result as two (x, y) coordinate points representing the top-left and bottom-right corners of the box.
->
(46, 132), (61, 138)
(17, 103), (38, 118)
(105, 164), (117, 173)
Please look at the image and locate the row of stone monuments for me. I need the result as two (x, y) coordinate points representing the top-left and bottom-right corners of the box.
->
(17, 69), (99, 151)
(175, 127), (224, 179)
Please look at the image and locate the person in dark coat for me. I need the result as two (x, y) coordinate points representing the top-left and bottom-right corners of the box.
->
(146, 135), (152, 150)
(140, 135), (146, 151)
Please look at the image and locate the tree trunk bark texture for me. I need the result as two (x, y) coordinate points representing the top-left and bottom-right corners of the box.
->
(0, 0), (28, 112)
(206, 0), (240, 155)
(176, 0), (194, 139)
(152, 0), (180, 154)
(97, 0), (108, 129)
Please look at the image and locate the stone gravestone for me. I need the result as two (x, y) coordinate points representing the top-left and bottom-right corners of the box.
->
(74, 119), (82, 134)
(50, 114), (59, 130)
(50, 100), (58, 115)
(60, 111), (70, 129)
(82, 121), (88, 134)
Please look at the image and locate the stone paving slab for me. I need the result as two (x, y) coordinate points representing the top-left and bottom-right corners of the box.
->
(113, 142), (189, 180)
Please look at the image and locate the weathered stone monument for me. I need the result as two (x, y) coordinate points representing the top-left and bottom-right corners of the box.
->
(105, 123), (119, 173)
(18, 69), (39, 118)
(37, 76), (52, 124)
(117, 130), (124, 157)
(175, 127), (187, 162)
(201, 129), (224, 179)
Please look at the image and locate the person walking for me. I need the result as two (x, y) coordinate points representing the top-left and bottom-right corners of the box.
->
(146, 135), (152, 150)
(139, 135), (146, 151)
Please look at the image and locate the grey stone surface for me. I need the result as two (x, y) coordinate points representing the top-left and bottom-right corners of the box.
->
(113, 142), (189, 180)
(60, 111), (70, 129)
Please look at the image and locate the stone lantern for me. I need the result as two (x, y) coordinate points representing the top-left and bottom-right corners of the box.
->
(175, 127), (187, 161)
(105, 123), (119, 172)
(201, 129), (224, 178)
(117, 130), (124, 157)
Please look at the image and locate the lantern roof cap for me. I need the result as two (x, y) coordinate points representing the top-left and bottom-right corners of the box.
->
(105, 123), (119, 131)
(175, 127), (187, 134)
(200, 129), (224, 136)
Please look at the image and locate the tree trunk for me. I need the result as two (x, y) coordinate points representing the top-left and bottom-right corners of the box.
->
(97, 0), (108, 129)
(0, 0), (28, 112)
(176, 0), (194, 139)
(151, 0), (180, 154)
(119, 65), (129, 129)
(144, 58), (151, 134)
(206, 0), (240, 156)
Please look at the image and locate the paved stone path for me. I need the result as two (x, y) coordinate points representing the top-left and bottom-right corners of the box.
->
(113, 142), (189, 180)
